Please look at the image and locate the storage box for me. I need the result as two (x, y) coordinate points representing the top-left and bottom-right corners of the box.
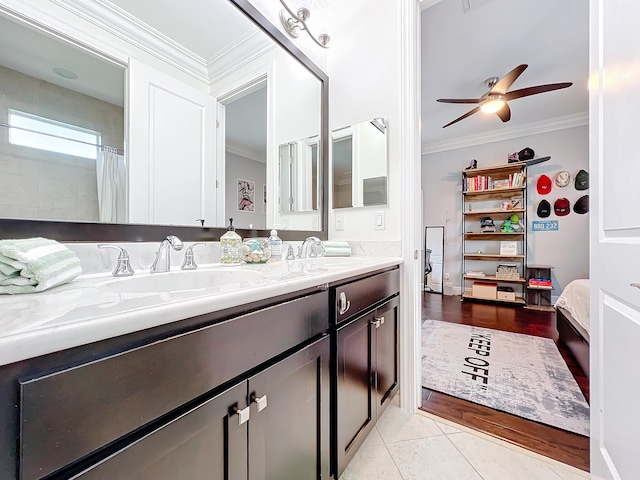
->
(497, 286), (516, 301)
(472, 282), (497, 299)
(500, 241), (518, 255)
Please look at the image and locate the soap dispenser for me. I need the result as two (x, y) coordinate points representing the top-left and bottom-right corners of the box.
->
(220, 218), (242, 265)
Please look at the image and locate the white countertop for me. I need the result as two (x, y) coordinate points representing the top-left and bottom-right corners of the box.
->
(0, 256), (401, 366)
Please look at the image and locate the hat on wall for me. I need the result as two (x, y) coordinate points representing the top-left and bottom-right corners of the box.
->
(574, 194), (589, 214)
(554, 171), (571, 188)
(554, 197), (571, 216)
(537, 199), (551, 218)
(575, 169), (589, 190)
(537, 175), (552, 195)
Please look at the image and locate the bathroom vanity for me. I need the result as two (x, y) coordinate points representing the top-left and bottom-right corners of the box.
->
(0, 257), (400, 479)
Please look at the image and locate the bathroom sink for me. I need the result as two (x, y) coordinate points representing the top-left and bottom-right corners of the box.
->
(97, 269), (261, 294)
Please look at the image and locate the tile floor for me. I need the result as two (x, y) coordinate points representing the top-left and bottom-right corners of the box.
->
(340, 397), (590, 480)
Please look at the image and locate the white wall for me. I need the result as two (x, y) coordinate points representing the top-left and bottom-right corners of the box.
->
(422, 125), (589, 296)
(225, 152), (266, 229)
(325, 0), (403, 241)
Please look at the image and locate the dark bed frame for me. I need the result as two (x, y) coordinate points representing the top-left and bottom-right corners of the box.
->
(556, 306), (590, 379)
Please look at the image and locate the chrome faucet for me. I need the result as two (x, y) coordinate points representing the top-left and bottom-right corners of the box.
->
(298, 236), (323, 259)
(150, 235), (183, 273)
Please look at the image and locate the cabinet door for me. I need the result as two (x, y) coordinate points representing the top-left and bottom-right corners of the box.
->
(336, 313), (375, 475)
(247, 336), (330, 480)
(71, 382), (247, 480)
(373, 297), (399, 414)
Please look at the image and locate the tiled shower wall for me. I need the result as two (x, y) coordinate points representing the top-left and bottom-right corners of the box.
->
(0, 65), (124, 222)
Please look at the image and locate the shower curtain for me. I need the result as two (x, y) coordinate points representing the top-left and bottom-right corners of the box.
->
(96, 147), (126, 223)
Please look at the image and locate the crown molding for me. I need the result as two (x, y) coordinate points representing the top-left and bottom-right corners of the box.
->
(50, 0), (210, 84)
(207, 33), (276, 87)
(226, 143), (265, 163)
(421, 112), (589, 155)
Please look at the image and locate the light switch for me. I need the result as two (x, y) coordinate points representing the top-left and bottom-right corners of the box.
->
(335, 213), (344, 231)
(374, 211), (385, 230)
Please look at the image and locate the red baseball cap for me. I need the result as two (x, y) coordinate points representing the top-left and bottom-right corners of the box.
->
(537, 175), (552, 195)
(554, 197), (570, 216)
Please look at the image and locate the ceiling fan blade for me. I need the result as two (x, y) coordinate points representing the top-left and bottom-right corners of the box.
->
(436, 98), (481, 104)
(442, 106), (481, 128)
(491, 64), (528, 94)
(495, 103), (511, 123)
(504, 82), (573, 101)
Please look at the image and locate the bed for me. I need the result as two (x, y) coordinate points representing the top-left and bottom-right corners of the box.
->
(554, 279), (590, 379)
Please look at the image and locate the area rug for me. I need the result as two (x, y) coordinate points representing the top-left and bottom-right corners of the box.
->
(421, 320), (590, 436)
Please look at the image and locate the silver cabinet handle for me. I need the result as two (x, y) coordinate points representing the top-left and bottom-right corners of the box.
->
(251, 393), (268, 412)
(632, 283), (640, 289)
(338, 291), (351, 315)
(370, 316), (385, 329)
(231, 404), (250, 425)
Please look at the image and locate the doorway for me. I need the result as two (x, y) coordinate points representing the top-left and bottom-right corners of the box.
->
(221, 80), (268, 230)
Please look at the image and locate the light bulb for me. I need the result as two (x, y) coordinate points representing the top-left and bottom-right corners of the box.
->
(480, 95), (505, 114)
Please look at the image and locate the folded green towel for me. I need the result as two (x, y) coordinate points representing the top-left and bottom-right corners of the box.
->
(322, 241), (351, 249)
(323, 245), (352, 257)
(0, 238), (82, 294)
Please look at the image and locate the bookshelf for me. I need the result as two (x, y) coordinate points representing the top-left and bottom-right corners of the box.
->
(461, 163), (528, 305)
(525, 264), (555, 311)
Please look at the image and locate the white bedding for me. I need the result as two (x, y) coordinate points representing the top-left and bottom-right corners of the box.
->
(555, 279), (590, 335)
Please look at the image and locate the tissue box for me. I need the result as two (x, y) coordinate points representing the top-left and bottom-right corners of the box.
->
(472, 282), (497, 299)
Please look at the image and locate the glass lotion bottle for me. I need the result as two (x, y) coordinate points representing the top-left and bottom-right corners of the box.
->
(220, 218), (242, 265)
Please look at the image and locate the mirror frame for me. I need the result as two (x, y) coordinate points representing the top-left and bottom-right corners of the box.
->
(0, 0), (328, 242)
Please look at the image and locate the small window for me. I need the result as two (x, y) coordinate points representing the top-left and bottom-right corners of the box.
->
(8, 109), (100, 160)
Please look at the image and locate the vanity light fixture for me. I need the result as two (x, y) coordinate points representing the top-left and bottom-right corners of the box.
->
(279, 0), (331, 48)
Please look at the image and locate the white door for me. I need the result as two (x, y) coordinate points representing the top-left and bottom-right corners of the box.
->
(590, 1), (640, 478)
(128, 58), (217, 226)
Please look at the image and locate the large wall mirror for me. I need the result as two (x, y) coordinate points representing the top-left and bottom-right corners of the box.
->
(332, 117), (388, 209)
(0, 0), (328, 241)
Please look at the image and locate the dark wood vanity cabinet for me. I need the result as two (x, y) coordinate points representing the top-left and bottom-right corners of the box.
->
(0, 290), (330, 480)
(332, 269), (400, 478)
(72, 336), (330, 480)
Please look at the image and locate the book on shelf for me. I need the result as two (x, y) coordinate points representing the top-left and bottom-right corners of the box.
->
(528, 278), (552, 287)
(464, 171), (526, 192)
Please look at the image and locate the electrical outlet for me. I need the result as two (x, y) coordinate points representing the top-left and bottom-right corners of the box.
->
(335, 213), (344, 231)
(444, 272), (450, 281)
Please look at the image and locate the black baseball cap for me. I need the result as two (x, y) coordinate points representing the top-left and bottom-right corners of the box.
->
(537, 199), (551, 218)
(574, 195), (589, 214)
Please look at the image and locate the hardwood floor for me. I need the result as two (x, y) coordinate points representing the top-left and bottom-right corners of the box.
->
(420, 293), (590, 472)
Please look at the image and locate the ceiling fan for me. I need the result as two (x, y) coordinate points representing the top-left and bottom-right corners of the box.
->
(437, 64), (572, 128)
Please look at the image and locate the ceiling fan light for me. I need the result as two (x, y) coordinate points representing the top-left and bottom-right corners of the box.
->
(480, 97), (505, 114)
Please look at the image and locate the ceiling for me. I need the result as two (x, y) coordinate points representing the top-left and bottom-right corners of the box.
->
(420, 0), (589, 148)
(0, 14), (125, 106)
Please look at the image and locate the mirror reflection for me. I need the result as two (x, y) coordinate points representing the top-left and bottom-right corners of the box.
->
(332, 117), (388, 209)
(0, 14), (125, 223)
(0, 0), (324, 232)
(279, 136), (320, 214)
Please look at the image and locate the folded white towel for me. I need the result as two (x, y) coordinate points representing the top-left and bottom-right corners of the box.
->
(0, 238), (82, 294)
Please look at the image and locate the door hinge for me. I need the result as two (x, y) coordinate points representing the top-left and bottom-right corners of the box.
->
(216, 120), (220, 128)
(414, 250), (418, 260)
